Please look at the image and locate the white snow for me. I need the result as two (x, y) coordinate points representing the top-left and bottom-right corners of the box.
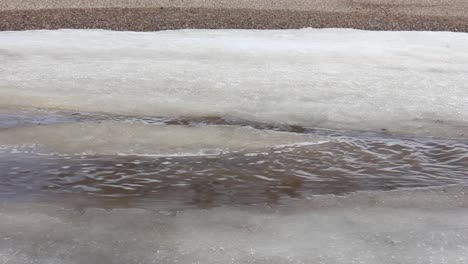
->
(1, 29), (468, 137)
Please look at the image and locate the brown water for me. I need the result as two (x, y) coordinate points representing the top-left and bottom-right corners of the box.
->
(1, 111), (467, 209)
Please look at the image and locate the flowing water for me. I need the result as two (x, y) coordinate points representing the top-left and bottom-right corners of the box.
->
(1, 29), (468, 263)
(1, 111), (468, 209)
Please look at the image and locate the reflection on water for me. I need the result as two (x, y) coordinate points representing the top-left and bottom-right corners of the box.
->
(1, 121), (467, 208)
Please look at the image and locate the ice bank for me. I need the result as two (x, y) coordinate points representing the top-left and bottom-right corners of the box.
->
(1, 29), (468, 137)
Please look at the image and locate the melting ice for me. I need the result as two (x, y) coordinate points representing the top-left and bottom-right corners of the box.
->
(1, 29), (468, 264)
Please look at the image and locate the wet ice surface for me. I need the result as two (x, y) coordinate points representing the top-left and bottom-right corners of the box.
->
(1, 28), (468, 263)
(0, 122), (324, 156)
(1, 186), (468, 264)
(1, 111), (467, 264)
(1, 114), (468, 264)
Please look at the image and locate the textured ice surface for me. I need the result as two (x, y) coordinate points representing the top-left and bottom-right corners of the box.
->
(1, 29), (468, 264)
(1, 186), (468, 264)
(1, 29), (468, 137)
(0, 122), (323, 156)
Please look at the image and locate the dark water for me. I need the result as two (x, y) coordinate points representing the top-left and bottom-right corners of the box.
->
(1, 111), (467, 209)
